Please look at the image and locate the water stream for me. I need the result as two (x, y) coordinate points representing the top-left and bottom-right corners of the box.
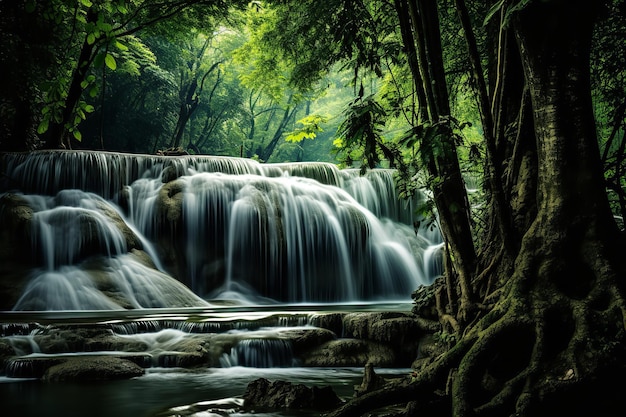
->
(0, 151), (443, 416)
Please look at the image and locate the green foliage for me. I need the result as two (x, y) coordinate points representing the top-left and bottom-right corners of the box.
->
(335, 94), (393, 170)
(433, 330), (458, 347)
(285, 114), (328, 143)
(483, 0), (534, 27)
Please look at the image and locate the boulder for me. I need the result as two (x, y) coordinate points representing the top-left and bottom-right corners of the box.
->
(302, 338), (396, 367)
(342, 312), (424, 365)
(42, 356), (145, 382)
(276, 327), (337, 355)
(308, 312), (345, 335)
(243, 378), (343, 411)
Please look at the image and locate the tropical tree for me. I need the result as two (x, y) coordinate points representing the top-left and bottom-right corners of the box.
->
(263, 0), (626, 415)
(10, 0), (246, 150)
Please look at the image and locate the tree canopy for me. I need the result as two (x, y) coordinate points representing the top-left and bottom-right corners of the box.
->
(1, 1), (626, 416)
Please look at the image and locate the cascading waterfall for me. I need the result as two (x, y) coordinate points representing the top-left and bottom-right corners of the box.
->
(0, 150), (443, 310)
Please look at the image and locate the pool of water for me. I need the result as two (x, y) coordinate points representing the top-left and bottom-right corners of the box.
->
(0, 303), (415, 417)
(0, 366), (410, 417)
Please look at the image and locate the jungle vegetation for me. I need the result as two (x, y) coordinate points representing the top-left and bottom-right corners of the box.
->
(1, 0), (626, 416)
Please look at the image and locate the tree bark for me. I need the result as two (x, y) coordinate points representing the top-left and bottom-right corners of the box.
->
(404, 0), (477, 319)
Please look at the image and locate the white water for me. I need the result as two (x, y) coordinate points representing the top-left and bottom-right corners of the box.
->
(1, 150), (443, 310)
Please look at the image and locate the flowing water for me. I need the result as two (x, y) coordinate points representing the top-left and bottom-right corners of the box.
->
(0, 151), (443, 416)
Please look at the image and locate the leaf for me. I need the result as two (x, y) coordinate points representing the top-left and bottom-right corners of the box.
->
(483, 0), (505, 26)
(84, 104), (95, 113)
(115, 40), (128, 51)
(94, 52), (105, 68)
(72, 130), (82, 141)
(79, 0), (93, 6)
(104, 54), (117, 70)
(37, 119), (49, 134)
(89, 87), (99, 98)
(87, 33), (96, 45)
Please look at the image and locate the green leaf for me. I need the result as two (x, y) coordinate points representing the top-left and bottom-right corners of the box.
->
(115, 40), (128, 51)
(84, 104), (95, 113)
(104, 54), (117, 70)
(94, 52), (105, 68)
(483, 0), (505, 26)
(79, 0), (93, 6)
(87, 33), (96, 45)
(89, 87), (99, 98)
(72, 130), (82, 141)
(97, 21), (113, 32)
(37, 119), (49, 134)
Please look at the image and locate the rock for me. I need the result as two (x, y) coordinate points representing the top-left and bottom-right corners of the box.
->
(412, 276), (444, 320)
(354, 362), (386, 397)
(309, 312), (345, 335)
(302, 338), (396, 367)
(342, 312), (424, 365)
(276, 327), (337, 355)
(243, 378), (343, 411)
(42, 356), (145, 382)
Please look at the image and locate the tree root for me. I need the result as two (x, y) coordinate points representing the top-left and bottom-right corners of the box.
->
(327, 248), (626, 417)
(325, 336), (476, 417)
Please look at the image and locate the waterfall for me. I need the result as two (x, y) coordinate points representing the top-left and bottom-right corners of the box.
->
(220, 339), (296, 368)
(0, 151), (443, 310)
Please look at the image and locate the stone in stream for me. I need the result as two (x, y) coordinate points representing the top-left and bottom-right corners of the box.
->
(41, 356), (145, 382)
(243, 377), (343, 411)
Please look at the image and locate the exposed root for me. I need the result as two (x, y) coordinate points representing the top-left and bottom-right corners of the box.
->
(326, 240), (626, 417)
(325, 336), (476, 417)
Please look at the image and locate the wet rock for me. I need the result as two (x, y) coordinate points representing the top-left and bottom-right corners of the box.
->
(412, 276), (444, 320)
(33, 327), (148, 354)
(354, 362), (386, 397)
(42, 356), (145, 382)
(342, 312), (424, 365)
(243, 378), (343, 411)
(276, 327), (337, 355)
(309, 312), (345, 335)
(302, 338), (396, 367)
(0, 194), (35, 309)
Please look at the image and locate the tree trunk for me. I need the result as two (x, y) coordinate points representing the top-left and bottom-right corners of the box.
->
(259, 100), (298, 162)
(329, 1), (626, 416)
(403, 0), (477, 319)
(46, 33), (96, 149)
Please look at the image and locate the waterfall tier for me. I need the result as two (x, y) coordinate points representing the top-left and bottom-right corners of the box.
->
(0, 151), (442, 310)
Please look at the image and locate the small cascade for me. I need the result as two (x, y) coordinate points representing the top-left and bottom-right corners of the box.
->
(108, 315), (311, 335)
(5, 356), (53, 378)
(0, 323), (36, 337)
(265, 162), (343, 186)
(5, 329), (42, 356)
(423, 243), (445, 282)
(22, 190), (129, 269)
(220, 338), (296, 368)
(1, 150), (265, 199)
